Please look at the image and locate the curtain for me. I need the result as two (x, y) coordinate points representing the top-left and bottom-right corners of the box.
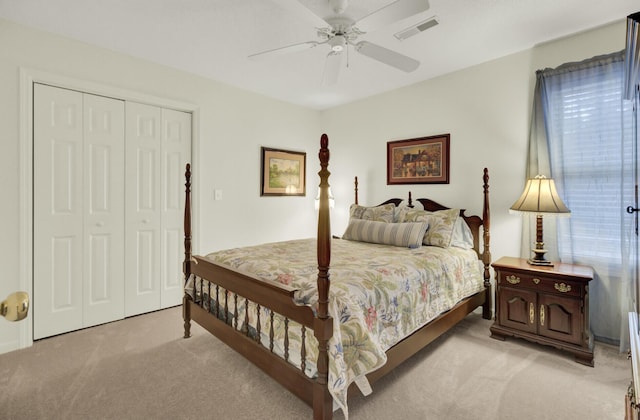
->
(527, 51), (635, 349)
(521, 72), (557, 262)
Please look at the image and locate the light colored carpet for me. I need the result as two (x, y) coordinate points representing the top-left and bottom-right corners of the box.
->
(0, 307), (630, 420)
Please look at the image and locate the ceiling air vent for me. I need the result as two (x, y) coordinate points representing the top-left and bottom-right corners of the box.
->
(394, 16), (439, 41)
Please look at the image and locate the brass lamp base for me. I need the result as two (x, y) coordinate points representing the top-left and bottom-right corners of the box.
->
(528, 248), (554, 266)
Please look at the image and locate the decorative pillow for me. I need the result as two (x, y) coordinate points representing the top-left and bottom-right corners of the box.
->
(399, 208), (460, 247)
(349, 203), (396, 223)
(342, 219), (428, 249)
(450, 217), (475, 249)
(393, 204), (407, 223)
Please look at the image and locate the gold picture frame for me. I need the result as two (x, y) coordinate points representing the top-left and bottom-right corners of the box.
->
(261, 147), (306, 196)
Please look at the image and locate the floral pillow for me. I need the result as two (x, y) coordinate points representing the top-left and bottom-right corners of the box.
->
(349, 203), (396, 223)
(398, 208), (460, 247)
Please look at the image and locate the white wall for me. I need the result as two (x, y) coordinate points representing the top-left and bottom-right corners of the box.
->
(0, 17), (628, 354)
(320, 20), (628, 267)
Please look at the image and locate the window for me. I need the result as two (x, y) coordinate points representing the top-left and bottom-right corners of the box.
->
(541, 52), (634, 343)
(545, 54), (632, 268)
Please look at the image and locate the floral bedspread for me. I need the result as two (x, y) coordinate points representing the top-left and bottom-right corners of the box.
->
(201, 238), (484, 418)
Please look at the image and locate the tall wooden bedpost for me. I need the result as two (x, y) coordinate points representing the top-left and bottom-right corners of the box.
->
(183, 163), (193, 339)
(315, 134), (334, 419)
(482, 167), (492, 320)
(354, 176), (359, 205)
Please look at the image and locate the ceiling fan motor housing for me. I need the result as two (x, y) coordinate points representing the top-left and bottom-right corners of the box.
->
(318, 17), (360, 47)
(329, 0), (349, 15)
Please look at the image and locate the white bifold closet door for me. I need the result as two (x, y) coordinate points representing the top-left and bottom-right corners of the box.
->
(124, 102), (191, 317)
(33, 84), (125, 339)
(33, 84), (191, 339)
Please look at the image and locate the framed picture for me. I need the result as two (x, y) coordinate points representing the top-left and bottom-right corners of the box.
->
(387, 134), (450, 185)
(261, 147), (306, 196)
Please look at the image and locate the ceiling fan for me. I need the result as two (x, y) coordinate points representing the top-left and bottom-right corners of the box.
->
(250, 0), (430, 85)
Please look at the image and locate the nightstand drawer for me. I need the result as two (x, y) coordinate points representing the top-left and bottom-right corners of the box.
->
(498, 269), (582, 298)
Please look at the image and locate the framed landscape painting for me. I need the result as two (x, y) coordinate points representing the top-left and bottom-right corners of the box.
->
(261, 147), (306, 196)
(387, 134), (450, 185)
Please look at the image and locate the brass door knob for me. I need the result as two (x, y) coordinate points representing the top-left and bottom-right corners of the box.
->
(1, 291), (29, 322)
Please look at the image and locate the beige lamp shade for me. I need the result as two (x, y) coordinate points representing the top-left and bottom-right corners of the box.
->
(510, 175), (570, 266)
(510, 175), (570, 215)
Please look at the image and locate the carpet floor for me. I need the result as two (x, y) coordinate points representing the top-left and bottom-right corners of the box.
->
(0, 307), (630, 419)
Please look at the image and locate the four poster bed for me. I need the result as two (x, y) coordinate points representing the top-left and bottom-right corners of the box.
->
(182, 134), (492, 419)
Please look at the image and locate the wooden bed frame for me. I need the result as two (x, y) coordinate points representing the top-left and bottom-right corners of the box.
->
(182, 134), (491, 419)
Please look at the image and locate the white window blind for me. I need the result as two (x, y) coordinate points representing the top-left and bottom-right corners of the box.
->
(545, 55), (633, 271)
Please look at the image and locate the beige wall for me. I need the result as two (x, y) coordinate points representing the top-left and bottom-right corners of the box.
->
(320, 20), (627, 267)
(0, 17), (627, 353)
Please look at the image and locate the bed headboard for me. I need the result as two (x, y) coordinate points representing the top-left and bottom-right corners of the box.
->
(352, 169), (491, 286)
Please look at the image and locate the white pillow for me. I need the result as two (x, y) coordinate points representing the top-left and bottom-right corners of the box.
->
(450, 218), (475, 249)
(342, 219), (428, 248)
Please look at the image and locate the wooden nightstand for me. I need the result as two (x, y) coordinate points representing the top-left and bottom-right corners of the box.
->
(490, 256), (594, 366)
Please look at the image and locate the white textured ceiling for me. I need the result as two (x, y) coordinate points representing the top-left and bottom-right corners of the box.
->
(0, 0), (637, 109)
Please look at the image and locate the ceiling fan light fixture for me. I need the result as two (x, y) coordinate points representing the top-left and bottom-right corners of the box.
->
(329, 35), (347, 52)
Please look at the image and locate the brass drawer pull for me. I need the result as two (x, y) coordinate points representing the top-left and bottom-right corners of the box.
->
(532, 278), (540, 284)
(529, 302), (534, 324)
(506, 275), (521, 285)
(554, 283), (572, 293)
(540, 305), (545, 326)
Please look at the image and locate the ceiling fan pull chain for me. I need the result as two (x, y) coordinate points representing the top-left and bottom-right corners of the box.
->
(346, 44), (350, 68)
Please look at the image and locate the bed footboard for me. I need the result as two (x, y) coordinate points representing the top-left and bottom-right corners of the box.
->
(182, 136), (335, 419)
(184, 258), (318, 404)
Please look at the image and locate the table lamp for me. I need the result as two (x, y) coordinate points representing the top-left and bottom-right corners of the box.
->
(510, 175), (570, 266)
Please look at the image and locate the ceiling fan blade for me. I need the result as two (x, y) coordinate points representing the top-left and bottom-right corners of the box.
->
(249, 40), (320, 60)
(322, 51), (343, 86)
(355, 41), (419, 72)
(269, 0), (330, 29)
(355, 0), (430, 33)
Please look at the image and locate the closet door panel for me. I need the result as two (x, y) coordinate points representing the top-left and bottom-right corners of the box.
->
(83, 93), (125, 326)
(125, 102), (162, 316)
(33, 84), (84, 339)
(34, 85), (192, 335)
(161, 109), (192, 308)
